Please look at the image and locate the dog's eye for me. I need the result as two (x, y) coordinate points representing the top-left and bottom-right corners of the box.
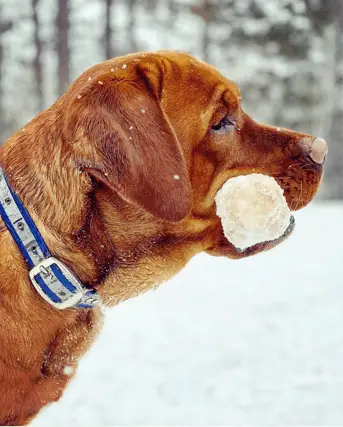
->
(211, 116), (236, 133)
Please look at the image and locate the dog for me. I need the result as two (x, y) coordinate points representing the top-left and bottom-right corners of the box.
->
(0, 51), (327, 425)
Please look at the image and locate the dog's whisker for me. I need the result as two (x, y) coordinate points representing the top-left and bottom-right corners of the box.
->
(300, 162), (313, 170)
(268, 171), (283, 176)
(288, 163), (301, 170)
(294, 180), (303, 211)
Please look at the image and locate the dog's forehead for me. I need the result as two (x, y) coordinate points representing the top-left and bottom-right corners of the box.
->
(157, 52), (241, 108)
(80, 51), (241, 110)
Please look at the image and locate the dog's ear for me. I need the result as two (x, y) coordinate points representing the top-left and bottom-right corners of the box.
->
(68, 64), (191, 222)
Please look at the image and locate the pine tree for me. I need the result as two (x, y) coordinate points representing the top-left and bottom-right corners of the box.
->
(56, 0), (70, 95)
(105, 0), (113, 59)
(0, 5), (13, 140)
(32, 0), (44, 111)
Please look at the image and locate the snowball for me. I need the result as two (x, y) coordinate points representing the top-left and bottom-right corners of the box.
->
(215, 174), (291, 250)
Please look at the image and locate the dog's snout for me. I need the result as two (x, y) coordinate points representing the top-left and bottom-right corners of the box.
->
(299, 137), (328, 165)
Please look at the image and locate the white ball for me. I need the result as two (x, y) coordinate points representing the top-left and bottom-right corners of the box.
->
(215, 174), (291, 250)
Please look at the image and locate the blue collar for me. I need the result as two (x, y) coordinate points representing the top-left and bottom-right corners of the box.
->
(0, 168), (100, 310)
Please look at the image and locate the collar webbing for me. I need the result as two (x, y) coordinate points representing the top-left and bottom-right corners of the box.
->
(0, 167), (100, 310)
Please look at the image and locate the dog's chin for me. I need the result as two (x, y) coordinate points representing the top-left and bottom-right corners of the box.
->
(206, 215), (295, 259)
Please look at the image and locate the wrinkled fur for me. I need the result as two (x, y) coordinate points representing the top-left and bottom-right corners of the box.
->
(0, 51), (324, 425)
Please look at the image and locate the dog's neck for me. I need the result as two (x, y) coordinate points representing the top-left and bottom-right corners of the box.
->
(0, 112), (105, 292)
(0, 112), (163, 307)
(0, 108), (204, 312)
(1, 113), (90, 234)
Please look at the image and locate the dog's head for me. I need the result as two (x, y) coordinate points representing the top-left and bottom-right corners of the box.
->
(63, 51), (326, 261)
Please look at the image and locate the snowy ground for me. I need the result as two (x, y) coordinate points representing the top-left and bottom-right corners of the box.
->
(33, 202), (343, 426)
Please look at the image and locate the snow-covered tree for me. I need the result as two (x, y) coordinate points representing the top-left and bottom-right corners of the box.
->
(0, 0), (341, 198)
(56, 0), (70, 95)
(0, 5), (13, 138)
(32, 0), (44, 111)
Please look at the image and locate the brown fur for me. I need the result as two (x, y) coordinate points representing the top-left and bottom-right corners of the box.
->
(0, 51), (324, 425)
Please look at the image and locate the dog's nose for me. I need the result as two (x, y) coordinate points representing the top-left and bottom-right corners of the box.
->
(299, 136), (328, 165)
(309, 137), (328, 164)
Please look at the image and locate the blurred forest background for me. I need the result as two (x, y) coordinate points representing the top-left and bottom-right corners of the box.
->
(0, 0), (342, 198)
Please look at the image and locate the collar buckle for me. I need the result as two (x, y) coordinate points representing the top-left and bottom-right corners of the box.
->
(29, 257), (100, 310)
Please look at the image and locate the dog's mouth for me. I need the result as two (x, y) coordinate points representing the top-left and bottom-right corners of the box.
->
(207, 215), (296, 259)
(207, 159), (322, 259)
(279, 214), (296, 239)
(235, 214), (295, 254)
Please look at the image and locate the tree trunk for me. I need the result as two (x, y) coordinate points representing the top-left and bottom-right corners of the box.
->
(32, 0), (44, 111)
(191, 1), (213, 62)
(105, 0), (113, 59)
(326, 0), (343, 199)
(167, 0), (178, 25)
(128, 0), (138, 52)
(56, 0), (70, 96)
(202, 1), (211, 62)
(0, 8), (13, 141)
